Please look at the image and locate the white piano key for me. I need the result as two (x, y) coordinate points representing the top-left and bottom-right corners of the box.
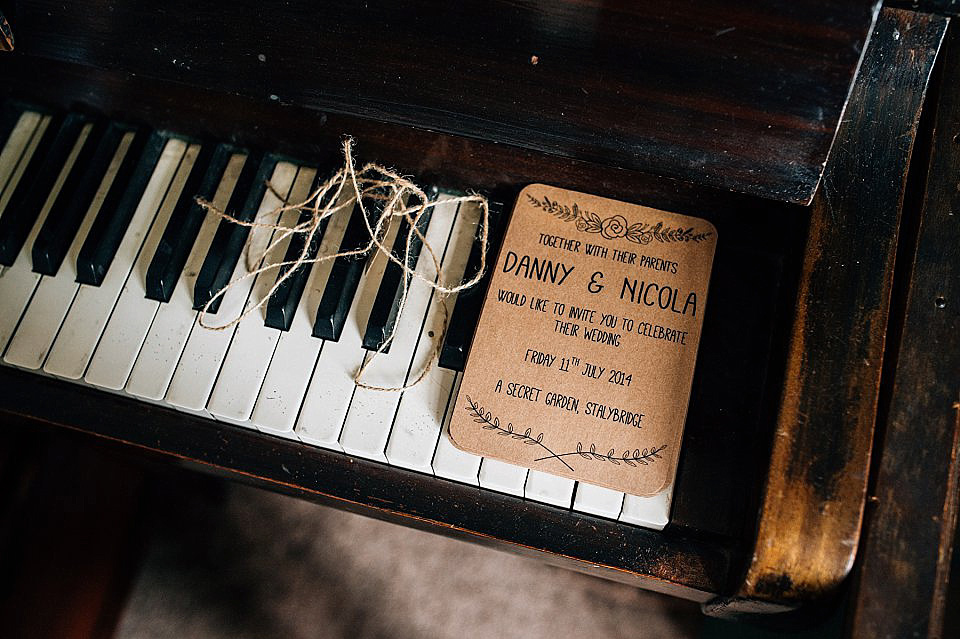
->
(385, 200), (479, 472)
(206, 166), (316, 423)
(338, 197), (459, 461)
(0, 118), (82, 352)
(251, 188), (352, 436)
(524, 471), (575, 508)
(478, 458), (528, 496)
(385, 365), (456, 473)
(125, 152), (247, 400)
(5, 123), (121, 369)
(43, 138), (187, 379)
(572, 482), (624, 519)
(295, 217), (401, 450)
(431, 375), (482, 484)
(253, 334), (322, 436)
(0, 111), (44, 214)
(165, 162), (298, 413)
(84, 142), (199, 390)
(619, 488), (672, 530)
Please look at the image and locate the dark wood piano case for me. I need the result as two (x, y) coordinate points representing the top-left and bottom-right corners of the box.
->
(0, 0), (956, 627)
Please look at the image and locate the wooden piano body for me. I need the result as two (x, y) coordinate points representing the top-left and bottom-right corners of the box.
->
(0, 1), (957, 633)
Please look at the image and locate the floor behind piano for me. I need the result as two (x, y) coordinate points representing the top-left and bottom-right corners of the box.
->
(114, 475), (701, 639)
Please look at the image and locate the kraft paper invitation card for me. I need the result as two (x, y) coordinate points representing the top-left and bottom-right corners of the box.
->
(449, 185), (717, 496)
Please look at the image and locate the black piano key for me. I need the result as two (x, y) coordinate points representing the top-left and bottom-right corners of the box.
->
(0, 112), (87, 266)
(438, 198), (506, 372)
(76, 129), (164, 286)
(193, 152), (276, 313)
(31, 118), (116, 275)
(264, 172), (331, 332)
(144, 143), (233, 302)
(361, 204), (433, 352)
(311, 196), (383, 341)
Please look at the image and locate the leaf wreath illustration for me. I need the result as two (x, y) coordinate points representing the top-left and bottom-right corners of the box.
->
(465, 396), (667, 472)
(525, 193), (713, 245)
(533, 442), (668, 467)
(465, 395), (574, 471)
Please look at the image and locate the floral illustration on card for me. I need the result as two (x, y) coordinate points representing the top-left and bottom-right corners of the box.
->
(525, 193), (713, 245)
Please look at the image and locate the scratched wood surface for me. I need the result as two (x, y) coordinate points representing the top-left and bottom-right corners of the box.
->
(5, 0), (877, 204)
(0, 2), (946, 617)
(703, 8), (949, 615)
(888, 0), (960, 17)
(846, 23), (960, 639)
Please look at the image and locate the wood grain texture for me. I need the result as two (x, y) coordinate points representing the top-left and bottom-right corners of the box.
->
(888, 0), (960, 17)
(705, 8), (949, 615)
(847, 23), (960, 639)
(0, 2), (942, 616)
(7, 0), (877, 204)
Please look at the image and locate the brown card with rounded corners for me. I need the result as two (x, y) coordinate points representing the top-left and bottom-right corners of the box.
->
(448, 185), (717, 497)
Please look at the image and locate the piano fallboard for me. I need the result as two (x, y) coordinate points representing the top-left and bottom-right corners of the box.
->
(7, 0), (879, 204)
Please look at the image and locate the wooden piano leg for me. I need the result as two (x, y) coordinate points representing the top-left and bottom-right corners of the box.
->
(846, 19), (960, 639)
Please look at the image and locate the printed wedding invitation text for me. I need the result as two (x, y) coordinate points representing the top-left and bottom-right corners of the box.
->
(449, 185), (717, 496)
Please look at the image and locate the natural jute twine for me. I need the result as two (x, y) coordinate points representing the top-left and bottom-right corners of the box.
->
(194, 137), (490, 391)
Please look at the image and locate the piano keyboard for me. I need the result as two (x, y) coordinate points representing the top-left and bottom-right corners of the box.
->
(0, 106), (673, 529)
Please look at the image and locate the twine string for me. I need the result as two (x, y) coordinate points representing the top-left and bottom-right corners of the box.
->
(194, 138), (489, 391)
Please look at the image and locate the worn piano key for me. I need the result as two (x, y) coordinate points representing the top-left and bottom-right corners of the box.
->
(145, 142), (233, 302)
(572, 482), (624, 519)
(430, 374), (482, 484)
(385, 199), (480, 471)
(311, 196), (382, 341)
(478, 458), (528, 497)
(165, 161), (297, 413)
(0, 123), (48, 245)
(4, 127), (132, 370)
(295, 213), (401, 449)
(0, 119), (91, 352)
(263, 170), (334, 332)
(619, 490), (671, 530)
(206, 166), (315, 423)
(76, 129), (165, 285)
(84, 142), (199, 390)
(125, 152), (246, 400)
(31, 118), (115, 275)
(524, 471), (575, 508)
(44, 138), (186, 380)
(0, 102), (25, 155)
(437, 197), (506, 371)
(338, 196), (458, 461)
(0, 113), (87, 266)
(192, 152), (273, 313)
(0, 109), (43, 205)
(360, 200), (433, 352)
(250, 186), (353, 436)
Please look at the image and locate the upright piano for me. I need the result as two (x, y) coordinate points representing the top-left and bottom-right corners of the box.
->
(0, 1), (958, 631)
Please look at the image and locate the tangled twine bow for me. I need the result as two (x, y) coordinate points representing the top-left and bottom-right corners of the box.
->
(195, 138), (490, 391)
